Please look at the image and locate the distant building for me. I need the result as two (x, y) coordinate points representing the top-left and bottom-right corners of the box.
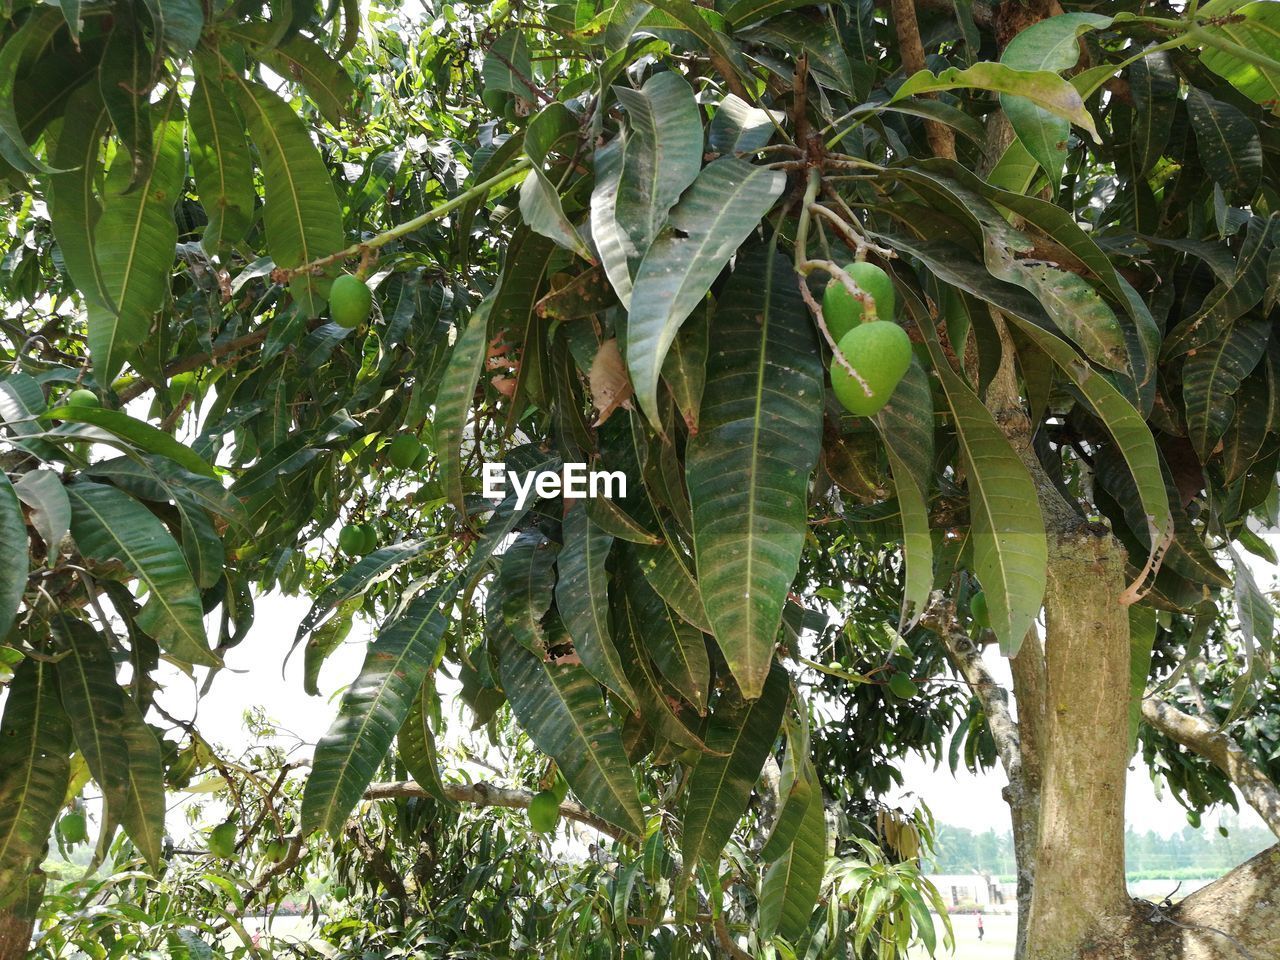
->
(924, 873), (1015, 911)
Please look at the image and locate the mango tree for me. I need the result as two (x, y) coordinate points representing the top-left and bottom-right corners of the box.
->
(1, 1), (1279, 959)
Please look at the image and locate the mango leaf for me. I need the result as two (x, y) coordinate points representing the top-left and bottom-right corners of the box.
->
(614, 71), (703, 252)
(759, 758), (826, 942)
(681, 663), (788, 870)
(14, 469), (69, 561)
(1184, 318), (1271, 461)
(118, 693), (165, 869)
(1197, 1), (1280, 111)
(686, 248), (822, 699)
(520, 103), (590, 259)
(873, 360), (934, 626)
(0, 473), (24, 640)
(398, 680), (455, 807)
(634, 539), (713, 633)
(1231, 545), (1274, 654)
(189, 57), (254, 252)
(495, 624), (645, 837)
(481, 30), (534, 98)
(45, 406), (217, 477)
(232, 76), (345, 317)
(662, 304), (709, 434)
(914, 303), (1046, 656)
(556, 504), (638, 711)
(141, 0), (204, 53)
(0, 660), (71, 904)
(499, 530), (560, 655)
(590, 138), (637, 308)
(708, 93), (779, 154)
(51, 616), (131, 821)
(436, 293), (494, 514)
(47, 87), (110, 313)
(67, 482), (217, 667)
(625, 158), (785, 426)
(891, 63), (1100, 142)
(1006, 319), (1170, 544)
(89, 99), (185, 383)
(228, 25), (354, 127)
(0, 9), (64, 174)
(1186, 88), (1262, 200)
(999, 13), (1111, 187)
(1125, 51), (1178, 177)
(98, 8), (153, 187)
(303, 597), (360, 697)
(625, 574), (710, 715)
(301, 580), (454, 837)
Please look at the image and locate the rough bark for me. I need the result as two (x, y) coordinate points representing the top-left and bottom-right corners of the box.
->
(889, 0), (957, 160)
(1025, 529), (1133, 960)
(0, 907), (35, 960)
(1008, 628), (1046, 960)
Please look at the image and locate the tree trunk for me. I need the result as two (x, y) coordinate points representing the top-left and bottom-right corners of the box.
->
(0, 904), (36, 960)
(1024, 529), (1133, 960)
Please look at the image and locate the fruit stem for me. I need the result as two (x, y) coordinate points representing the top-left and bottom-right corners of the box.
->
(792, 166), (823, 269)
(284, 157), (535, 279)
(794, 262), (865, 388)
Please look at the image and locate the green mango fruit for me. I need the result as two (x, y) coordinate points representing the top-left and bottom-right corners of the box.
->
(58, 811), (88, 844)
(338, 523), (366, 555)
(359, 524), (378, 554)
(264, 838), (288, 863)
(332, 885), (349, 901)
(208, 821), (237, 858)
(550, 770), (569, 804)
(830, 321), (913, 416)
(387, 434), (422, 469)
(822, 261), (896, 342)
(67, 388), (100, 408)
(528, 790), (561, 834)
(330, 274), (373, 329)
(888, 671), (918, 699)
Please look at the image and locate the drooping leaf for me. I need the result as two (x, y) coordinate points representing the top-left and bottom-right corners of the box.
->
(1197, 1), (1280, 111)
(556, 504), (638, 711)
(67, 482), (216, 667)
(0, 9), (64, 174)
(1183, 318), (1271, 461)
(45, 406), (217, 477)
(47, 86), (110, 313)
(590, 137), (637, 308)
(50, 616), (131, 821)
(140, 0), (204, 54)
(228, 24), (354, 126)
(231, 75), (345, 316)
(495, 623), (646, 837)
(1125, 51), (1178, 177)
(662, 304), (709, 434)
(1185, 87), (1262, 201)
(686, 248), (822, 699)
(520, 103), (591, 259)
(89, 99), (185, 382)
(614, 71), (703, 252)
(0, 473), (25, 640)
(98, 7), (154, 187)
(117, 693), (165, 869)
(14, 470), (69, 562)
(398, 680), (455, 807)
(436, 293), (495, 514)
(189, 57), (254, 252)
(481, 30), (534, 98)
(634, 539), (713, 633)
(914, 303), (1047, 656)
(681, 663), (788, 870)
(707, 93), (778, 154)
(625, 158), (786, 426)
(499, 530), (560, 656)
(758, 759), (826, 943)
(624, 574), (710, 715)
(301, 580), (454, 837)
(0, 660), (71, 903)
(304, 597), (360, 697)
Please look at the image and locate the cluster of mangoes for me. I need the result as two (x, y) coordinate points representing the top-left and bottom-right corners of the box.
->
(822, 262), (912, 416)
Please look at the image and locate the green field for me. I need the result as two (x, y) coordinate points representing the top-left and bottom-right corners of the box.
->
(910, 914), (1016, 960)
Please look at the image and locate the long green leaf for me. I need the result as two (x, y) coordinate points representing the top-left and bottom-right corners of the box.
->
(98, 8), (153, 187)
(141, 0), (204, 53)
(556, 504), (638, 711)
(67, 482), (217, 667)
(436, 294), (495, 514)
(590, 137), (637, 307)
(51, 616), (131, 821)
(301, 580), (454, 837)
(47, 86), (110, 313)
(0, 9), (63, 174)
(397, 680), (455, 807)
(231, 75), (344, 316)
(499, 530), (560, 655)
(1198, 1), (1280, 110)
(686, 248), (822, 699)
(0, 473), (24, 639)
(915, 305), (1047, 656)
(14, 469), (69, 562)
(520, 104), (590, 259)
(189, 56), (254, 252)
(118, 693), (165, 869)
(614, 71), (703, 251)
(1184, 318), (1271, 461)
(89, 97), (184, 382)
(0, 660), (71, 903)
(625, 574), (709, 715)
(681, 663), (788, 869)
(625, 158), (785, 425)
(46, 406), (217, 477)
(759, 759), (826, 942)
(228, 24), (354, 126)
(495, 622), (645, 837)
(1186, 87), (1262, 200)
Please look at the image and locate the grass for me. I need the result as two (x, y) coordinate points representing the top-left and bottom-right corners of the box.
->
(909, 913), (1016, 960)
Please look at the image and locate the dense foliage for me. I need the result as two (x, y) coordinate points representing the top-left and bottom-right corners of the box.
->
(1, 0), (1278, 956)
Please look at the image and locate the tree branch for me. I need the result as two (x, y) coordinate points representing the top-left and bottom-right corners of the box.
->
(363, 780), (637, 847)
(889, 0), (957, 160)
(1142, 698), (1280, 837)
